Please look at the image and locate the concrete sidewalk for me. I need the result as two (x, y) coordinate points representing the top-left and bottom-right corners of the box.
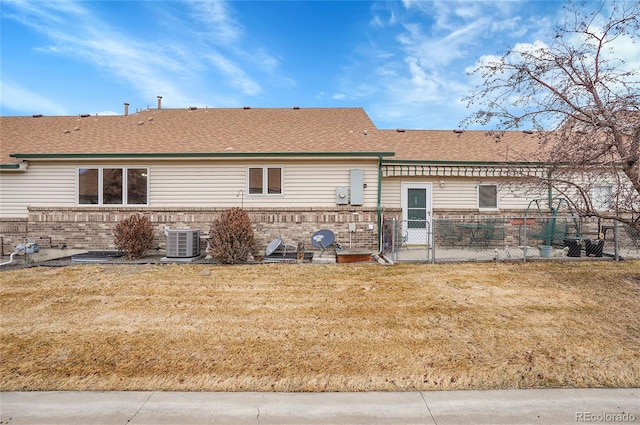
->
(1, 389), (638, 425)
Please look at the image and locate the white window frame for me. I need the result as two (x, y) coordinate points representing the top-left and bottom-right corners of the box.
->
(592, 185), (613, 211)
(76, 166), (149, 206)
(247, 166), (284, 196)
(477, 183), (499, 210)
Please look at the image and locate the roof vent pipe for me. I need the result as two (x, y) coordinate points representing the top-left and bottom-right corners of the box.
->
(157, 96), (162, 109)
(124, 103), (129, 116)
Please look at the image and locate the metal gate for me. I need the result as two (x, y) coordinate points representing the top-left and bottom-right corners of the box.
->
(382, 218), (432, 262)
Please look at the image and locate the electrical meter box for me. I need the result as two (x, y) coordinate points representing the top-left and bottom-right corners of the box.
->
(336, 187), (349, 204)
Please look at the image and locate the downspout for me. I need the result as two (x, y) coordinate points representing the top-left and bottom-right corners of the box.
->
(376, 155), (383, 254)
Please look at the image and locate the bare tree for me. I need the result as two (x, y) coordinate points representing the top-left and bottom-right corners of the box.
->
(463, 0), (640, 231)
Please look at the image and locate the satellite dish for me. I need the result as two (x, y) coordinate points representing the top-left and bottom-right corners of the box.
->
(311, 229), (335, 256)
(265, 238), (282, 256)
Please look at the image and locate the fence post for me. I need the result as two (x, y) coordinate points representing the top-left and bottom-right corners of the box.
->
(431, 219), (436, 264)
(391, 218), (398, 263)
(523, 216), (528, 262)
(613, 221), (620, 261)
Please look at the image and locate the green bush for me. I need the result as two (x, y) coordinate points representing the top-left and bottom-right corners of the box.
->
(113, 214), (154, 260)
(209, 207), (255, 264)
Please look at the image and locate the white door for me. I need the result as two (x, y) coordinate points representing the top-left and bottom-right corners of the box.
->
(401, 183), (432, 245)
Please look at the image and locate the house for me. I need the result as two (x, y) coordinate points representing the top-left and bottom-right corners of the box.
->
(0, 101), (548, 255)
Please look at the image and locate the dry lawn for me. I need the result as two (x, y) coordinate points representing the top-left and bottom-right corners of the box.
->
(1, 261), (639, 392)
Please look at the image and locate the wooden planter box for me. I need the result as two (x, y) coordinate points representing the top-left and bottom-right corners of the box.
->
(335, 251), (373, 263)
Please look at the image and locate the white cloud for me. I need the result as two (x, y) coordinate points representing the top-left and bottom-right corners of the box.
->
(376, 65), (398, 77)
(206, 53), (261, 96)
(353, 0), (566, 129)
(187, 0), (243, 44)
(2, 0), (283, 112)
(608, 34), (640, 71)
(0, 81), (68, 115)
(370, 2), (398, 28)
(490, 16), (526, 37)
(3, 1), (199, 105)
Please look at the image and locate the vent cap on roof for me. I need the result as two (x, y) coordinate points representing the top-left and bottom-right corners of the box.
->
(453, 129), (464, 134)
(79, 114), (91, 118)
(188, 106), (198, 110)
(32, 114), (43, 118)
(243, 106), (251, 110)
(396, 128), (405, 132)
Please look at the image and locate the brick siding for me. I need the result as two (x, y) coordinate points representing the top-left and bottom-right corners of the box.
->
(0, 206), (395, 254)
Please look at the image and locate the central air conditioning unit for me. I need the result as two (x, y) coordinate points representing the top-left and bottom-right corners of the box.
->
(165, 228), (201, 258)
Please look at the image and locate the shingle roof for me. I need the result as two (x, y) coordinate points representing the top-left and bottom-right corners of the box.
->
(1, 107), (384, 164)
(381, 129), (542, 163)
(0, 107), (541, 165)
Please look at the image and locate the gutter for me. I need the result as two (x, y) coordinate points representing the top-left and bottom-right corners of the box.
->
(0, 161), (29, 172)
(10, 151), (396, 161)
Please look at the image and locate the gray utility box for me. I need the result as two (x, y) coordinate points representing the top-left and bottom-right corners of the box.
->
(350, 169), (364, 205)
(336, 187), (349, 205)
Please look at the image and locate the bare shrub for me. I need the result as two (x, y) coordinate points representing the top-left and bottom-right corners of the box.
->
(113, 214), (154, 260)
(209, 207), (255, 264)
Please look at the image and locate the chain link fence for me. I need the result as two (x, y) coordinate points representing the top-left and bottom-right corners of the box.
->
(382, 216), (640, 263)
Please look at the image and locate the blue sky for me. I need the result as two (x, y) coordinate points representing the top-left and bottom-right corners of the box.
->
(0, 0), (603, 129)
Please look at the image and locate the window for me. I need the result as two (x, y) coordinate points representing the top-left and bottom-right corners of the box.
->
(592, 186), (613, 211)
(103, 168), (123, 204)
(478, 184), (498, 209)
(248, 167), (282, 195)
(127, 168), (148, 204)
(77, 167), (148, 205)
(78, 168), (99, 204)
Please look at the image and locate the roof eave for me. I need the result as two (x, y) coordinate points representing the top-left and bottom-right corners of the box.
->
(9, 152), (396, 160)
